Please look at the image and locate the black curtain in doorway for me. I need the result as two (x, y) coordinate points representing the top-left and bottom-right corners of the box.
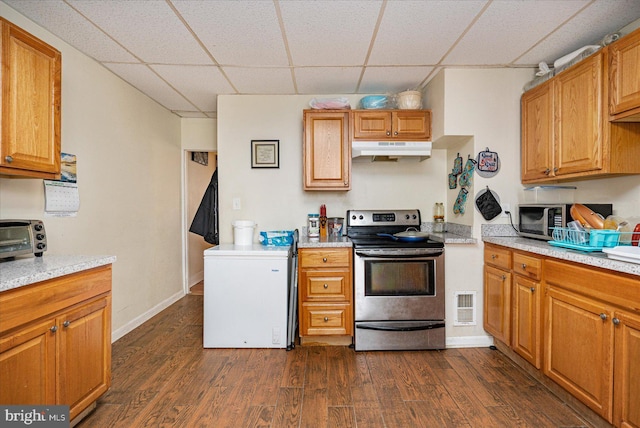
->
(189, 169), (219, 245)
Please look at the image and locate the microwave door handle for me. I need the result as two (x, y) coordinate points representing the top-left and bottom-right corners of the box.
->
(543, 208), (551, 235)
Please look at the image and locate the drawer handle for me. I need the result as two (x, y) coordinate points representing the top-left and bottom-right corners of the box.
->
(324, 317), (329, 322)
(322, 257), (327, 263)
(521, 263), (527, 270)
(600, 313), (608, 321)
(50, 325), (58, 333)
(323, 283), (328, 289)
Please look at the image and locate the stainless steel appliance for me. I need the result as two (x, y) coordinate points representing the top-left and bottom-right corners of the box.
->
(346, 209), (445, 351)
(518, 203), (612, 240)
(0, 220), (47, 259)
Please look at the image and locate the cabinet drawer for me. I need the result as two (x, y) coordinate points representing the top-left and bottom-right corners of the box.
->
(513, 252), (542, 280)
(302, 271), (350, 301)
(299, 248), (351, 268)
(484, 245), (512, 270)
(300, 303), (352, 336)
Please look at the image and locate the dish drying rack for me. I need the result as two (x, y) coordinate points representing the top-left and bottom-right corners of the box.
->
(549, 227), (635, 252)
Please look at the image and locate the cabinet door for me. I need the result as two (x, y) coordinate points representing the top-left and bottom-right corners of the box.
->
(303, 111), (350, 190)
(613, 309), (640, 428)
(609, 28), (640, 120)
(352, 110), (392, 139)
(58, 296), (111, 420)
(392, 111), (431, 140)
(0, 18), (61, 178)
(554, 52), (604, 176)
(0, 318), (56, 405)
(483, 265), (511, 344)
(544, 286), (614, 422)
(511, 275), (541, 368)
(521, 81), (554, 182)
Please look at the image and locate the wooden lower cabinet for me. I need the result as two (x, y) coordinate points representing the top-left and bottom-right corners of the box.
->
(544, 286), (614, 421)
(512, 274), (542, 369)
(0, 265), (112, 422)
(483, 264), (511, 343)
(298, 247), (353, 345)
(614, 309), (640, 428)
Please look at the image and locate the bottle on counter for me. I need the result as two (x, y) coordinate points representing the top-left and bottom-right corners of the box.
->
(319, 204), (328, 238)
(434, 202), (445, 233)
(308, 213), (320, 237)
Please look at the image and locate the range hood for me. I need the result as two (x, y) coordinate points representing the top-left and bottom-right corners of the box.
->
(352, 140), (432, 161)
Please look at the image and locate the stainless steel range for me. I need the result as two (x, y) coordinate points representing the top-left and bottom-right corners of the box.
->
(346, 209), (445, 351)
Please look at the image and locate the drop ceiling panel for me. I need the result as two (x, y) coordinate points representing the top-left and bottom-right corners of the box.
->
(280, 0), (382, 66)
(223, 67), (295, 94)
(67, 0), (211, 64)
(369, 0), (487, 66)
(4, 0), (138, 62)
(151, 65), (234, 111)
(444, 0), (590, 65)
(359, 66), (434, 94)
(172, 0), (288, 67)
(295, 67), (362, 94)
(515, 0), (640, 65)
(104, 63), (195, 111)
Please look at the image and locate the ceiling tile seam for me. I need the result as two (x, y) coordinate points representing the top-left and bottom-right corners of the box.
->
(144, 64), (205, 114)
(355, 0), (387, 93)
(165, 0), (240, 95)
(435, 0), (492, 67)
(62, 0), (145, 65)
(273, 0), (298, 94)
(509, 0), (596, 66)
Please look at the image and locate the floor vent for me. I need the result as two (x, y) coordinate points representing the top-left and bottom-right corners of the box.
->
(454, 291), (476, 326)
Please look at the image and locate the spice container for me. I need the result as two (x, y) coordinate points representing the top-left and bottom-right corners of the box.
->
(320, 204), (328, 238)
(308, 214), (319, 237)
(434, 202), (445, 233)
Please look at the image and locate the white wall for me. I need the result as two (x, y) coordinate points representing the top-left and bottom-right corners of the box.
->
(216, 95), (447, 243)
(0, 4), (183, 338)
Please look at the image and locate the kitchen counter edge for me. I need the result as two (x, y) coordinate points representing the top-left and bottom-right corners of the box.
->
(0, 255), (117, 292)
(297, 233), (475, 248)
(483, 237), (640, 277)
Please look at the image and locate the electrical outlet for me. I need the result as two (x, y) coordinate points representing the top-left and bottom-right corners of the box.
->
(233, 198), (241, 210)
(502, 203), (511, 217)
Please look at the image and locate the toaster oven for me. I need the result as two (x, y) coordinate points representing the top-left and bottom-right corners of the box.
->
(0, 220), (47, 259)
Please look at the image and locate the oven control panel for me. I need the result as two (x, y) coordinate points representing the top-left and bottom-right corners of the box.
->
(347, 209), (421, 227)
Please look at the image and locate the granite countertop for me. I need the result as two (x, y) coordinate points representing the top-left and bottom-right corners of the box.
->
(0, 255), (117, 292)
(483, 236), (640, 277)
(297, 235), (353, 248)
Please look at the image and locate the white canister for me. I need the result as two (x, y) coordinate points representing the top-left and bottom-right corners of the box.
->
(232, 220), (256, 246)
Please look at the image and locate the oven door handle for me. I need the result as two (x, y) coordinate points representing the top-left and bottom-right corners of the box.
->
(355, 250), (444, 258)
(356, 322), (445, 332)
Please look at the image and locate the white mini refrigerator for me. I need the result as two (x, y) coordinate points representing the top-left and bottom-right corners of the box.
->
(203, 244), (291, 348)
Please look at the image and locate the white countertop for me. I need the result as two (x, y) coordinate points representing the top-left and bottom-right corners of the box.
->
(0, 254), (117, 292)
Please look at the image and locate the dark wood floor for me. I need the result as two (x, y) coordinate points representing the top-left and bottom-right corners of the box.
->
(77, 294), (591, 428)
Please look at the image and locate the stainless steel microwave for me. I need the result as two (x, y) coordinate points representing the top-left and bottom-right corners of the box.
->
(0, 220), (47, 259)
(517, 204), (613, 240)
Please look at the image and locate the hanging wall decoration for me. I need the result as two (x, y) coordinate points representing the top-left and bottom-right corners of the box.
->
(476, 147), (500, 178)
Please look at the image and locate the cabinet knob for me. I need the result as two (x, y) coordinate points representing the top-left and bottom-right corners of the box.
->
(553, 167), (559, 173)
(5, 156), (13, 163)
(50, 325), (58, 333)
(394, 131), (398, 136)
(323, 283), (328, 289)
(501, 275), (506, 281)
(491, 254), (496, 259)
(530, 287), (535, 293)
(521, 263), (527, 270)
(612, 318), (620, 325)
(324, 317), (329, 322)
(63, 320), (70, 328)
(600, 313), (608, 321)
(386, 131), (391, 136)
(322, 257), (327, 262)
(544, 168), (550, 175)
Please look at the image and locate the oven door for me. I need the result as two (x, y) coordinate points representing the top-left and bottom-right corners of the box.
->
(354, 249), (444, 322)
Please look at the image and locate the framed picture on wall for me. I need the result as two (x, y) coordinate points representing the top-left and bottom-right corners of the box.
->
(251, 140), (279, 168)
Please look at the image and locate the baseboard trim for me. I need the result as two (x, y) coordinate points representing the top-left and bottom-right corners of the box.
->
(446, 335), (494, 348)
(111, 290), (185, 342)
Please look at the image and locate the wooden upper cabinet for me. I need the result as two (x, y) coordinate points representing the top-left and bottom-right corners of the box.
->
(521, 50), (640, 184)
(352, 110), (431, 140)
(609, 27), (640, 121)
(0, 18), (61, 179)
(303, 110), (350, 191)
